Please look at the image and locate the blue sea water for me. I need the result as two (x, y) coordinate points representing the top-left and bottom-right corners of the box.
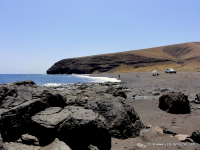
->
(0, 74), (120, 86)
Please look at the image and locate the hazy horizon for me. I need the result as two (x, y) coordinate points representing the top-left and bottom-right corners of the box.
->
(1, 1), (200, 74)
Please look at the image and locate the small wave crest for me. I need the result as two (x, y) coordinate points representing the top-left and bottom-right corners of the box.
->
(43, 83), (63, 87)
(73, 74), (121, 83)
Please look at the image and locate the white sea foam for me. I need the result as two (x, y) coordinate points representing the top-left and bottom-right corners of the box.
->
(73, 74), (121, 83)
(43, 83), (63, 87)
(43, 74), (120, 87)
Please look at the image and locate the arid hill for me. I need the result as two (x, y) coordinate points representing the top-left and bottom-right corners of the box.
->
(46, 42), (200, 74)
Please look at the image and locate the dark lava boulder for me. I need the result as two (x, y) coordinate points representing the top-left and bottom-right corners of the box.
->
(57, 82), (127, 107)
(190, 130), (200, 143)
(194, 92), (200, 104)
(31, 106), (110, 149)
(0, 81), (65, 142)
(84, 95), (144, 139)
(31, 107), (71, 146)
(159, 92), (190, 114)
(58, 89), (91, 107)
(57, 106), (111, 150)
(105, 87), (127, 98)
(18, 134), (40, 146)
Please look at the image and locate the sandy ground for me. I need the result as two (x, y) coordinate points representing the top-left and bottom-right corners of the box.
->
(91, 72), (200, 150)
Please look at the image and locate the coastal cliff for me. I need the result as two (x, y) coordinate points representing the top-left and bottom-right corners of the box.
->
(47, 42), (200, 74)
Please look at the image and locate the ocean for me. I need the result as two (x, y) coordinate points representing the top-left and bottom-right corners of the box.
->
(0, 74), (120, 86)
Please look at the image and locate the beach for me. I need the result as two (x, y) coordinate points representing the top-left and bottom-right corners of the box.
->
(1, 72), (200, 150)
(90, 72), (200, 150)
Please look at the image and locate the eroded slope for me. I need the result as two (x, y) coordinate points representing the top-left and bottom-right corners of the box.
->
(47, 42), (200, 74)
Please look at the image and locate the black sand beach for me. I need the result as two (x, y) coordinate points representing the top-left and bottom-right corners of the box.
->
(1, 72), (200, 150)
(91, 72), (200, 150)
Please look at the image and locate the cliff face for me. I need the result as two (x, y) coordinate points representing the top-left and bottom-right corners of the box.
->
(46, 54), (170, 74)
(47, 42), (200, 74)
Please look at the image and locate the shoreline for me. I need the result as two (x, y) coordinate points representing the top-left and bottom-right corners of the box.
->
(73, 74), (121, 83)
(1, 73), (200, 149)
(37, 72), (200, 150)
(42, 74), (121, 87)
(0, 74), (121, 86)
(90, 72), (200, 95)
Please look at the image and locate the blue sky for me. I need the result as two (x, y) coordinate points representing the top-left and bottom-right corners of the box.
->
(0, 0), (200, 74)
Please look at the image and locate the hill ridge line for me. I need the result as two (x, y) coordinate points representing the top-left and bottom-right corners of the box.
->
(47, 42), (200, 74)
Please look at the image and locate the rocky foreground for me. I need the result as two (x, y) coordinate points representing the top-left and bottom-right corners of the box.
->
(91, 72), (200, 150)
(0, 80), (144, 150)
(1, 73), (200, 150)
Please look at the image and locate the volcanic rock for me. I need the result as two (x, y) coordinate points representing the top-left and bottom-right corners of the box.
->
(31, 107), (71, 146)
(0, 81), (145, 149)
(18, 134), (39, 146)
(194, 92), (200, 104)
(88, 145), (99, 150)
(84, 96), (144, 139)
(105, 87), (127, 98)
(0, 81), (65, 142)
(58, 82), (127, 107)
(57, 106), (111, 150)
(190, 130), (200, 143)
(159, 92), (191, 114)
(161, 127), (177, 135)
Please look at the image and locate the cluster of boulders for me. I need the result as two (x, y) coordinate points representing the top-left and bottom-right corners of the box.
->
(1, 80), (200, 149)
(158, 92), (200, 144)
(53, 82), (143, 139)
(0, 81), (144, 150)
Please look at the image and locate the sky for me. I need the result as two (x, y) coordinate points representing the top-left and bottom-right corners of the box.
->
(0, 0), (200, 74)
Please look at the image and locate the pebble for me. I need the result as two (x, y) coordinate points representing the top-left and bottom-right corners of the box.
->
(146, 124), (152, 129)
(136, 143), (147, 148)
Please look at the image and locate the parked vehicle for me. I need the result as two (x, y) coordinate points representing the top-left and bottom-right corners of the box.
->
(165, 68), (176, 73)
(152, 70), (159, 76)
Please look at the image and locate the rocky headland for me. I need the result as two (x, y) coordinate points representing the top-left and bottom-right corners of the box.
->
(47, 42), (200, 74)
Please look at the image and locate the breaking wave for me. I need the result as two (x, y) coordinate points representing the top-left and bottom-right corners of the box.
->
(73, 74), (121, 83)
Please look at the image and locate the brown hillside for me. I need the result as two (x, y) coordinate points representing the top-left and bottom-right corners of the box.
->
(47, 42), (200, 74)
